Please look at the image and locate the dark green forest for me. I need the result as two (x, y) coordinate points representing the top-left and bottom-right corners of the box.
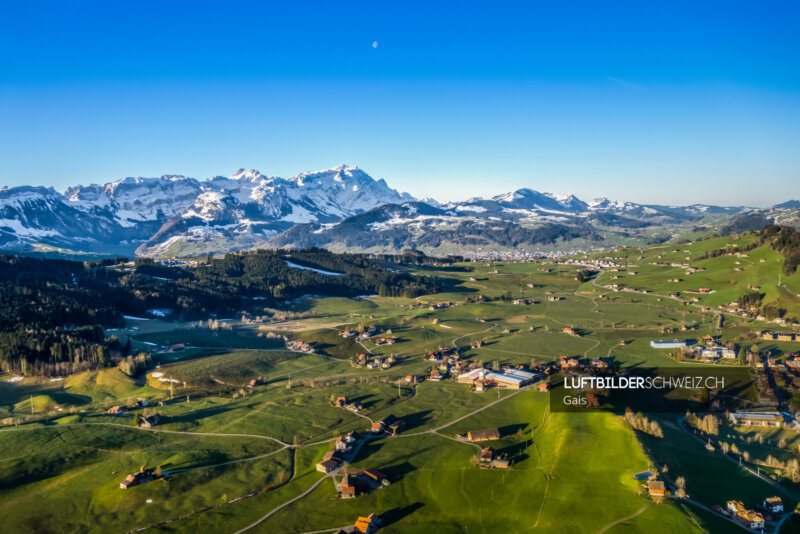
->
(761, 224), (800, 276)
(0, 249), (438, 376)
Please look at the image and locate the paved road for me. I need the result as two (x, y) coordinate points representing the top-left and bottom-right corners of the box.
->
(681, 498), (752, 532)
(0, 421), (291, 447)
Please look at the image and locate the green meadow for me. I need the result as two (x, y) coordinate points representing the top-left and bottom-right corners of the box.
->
(2, 232), (799, 532)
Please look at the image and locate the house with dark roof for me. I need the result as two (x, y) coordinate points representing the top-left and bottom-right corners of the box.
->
(139, 414), (161, 428)
(316, 459), (339, 473)
(763, 496), (783, 513)
(363, 468), (387, 483)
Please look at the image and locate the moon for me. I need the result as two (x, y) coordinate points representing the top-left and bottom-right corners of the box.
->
(372, 41), (378, 49)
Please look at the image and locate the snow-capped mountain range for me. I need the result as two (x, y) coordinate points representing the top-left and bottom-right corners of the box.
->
(0, 165), (790, 257)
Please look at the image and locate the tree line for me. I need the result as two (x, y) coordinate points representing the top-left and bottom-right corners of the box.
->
(0, 248), (438, 376)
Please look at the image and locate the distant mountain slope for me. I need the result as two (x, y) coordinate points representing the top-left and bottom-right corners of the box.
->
(0, 166), (793, 258)
(0, 165), (415, 256)
(262, 198), (736, 254)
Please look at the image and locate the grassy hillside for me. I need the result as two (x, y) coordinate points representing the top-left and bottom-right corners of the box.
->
(2, 234), (799, 532)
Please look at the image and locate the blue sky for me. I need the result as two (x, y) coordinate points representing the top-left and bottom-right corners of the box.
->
(1, 1), (798, 206)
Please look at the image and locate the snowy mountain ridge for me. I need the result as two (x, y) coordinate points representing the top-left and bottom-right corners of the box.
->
(0, 165), (787, 257)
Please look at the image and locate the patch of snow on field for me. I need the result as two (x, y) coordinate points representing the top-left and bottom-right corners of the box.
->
(7, 376), (23, 383)
(284, 260), (343, 276)
(457, 205), (487, 213)
(124, 315), (149, 320)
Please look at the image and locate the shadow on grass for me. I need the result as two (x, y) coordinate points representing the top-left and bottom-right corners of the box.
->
(498, 423), (529, 436)
(166, 404), (234, 425)
(380, 461), (416, 484)
(399, 410), (433, 431)
(351, 393), (379, 410)
(381, 502), (425, 526)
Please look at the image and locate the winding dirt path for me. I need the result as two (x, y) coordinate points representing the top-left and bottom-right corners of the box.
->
(232, 473), (334, 534)
(595, 503), (651, 534)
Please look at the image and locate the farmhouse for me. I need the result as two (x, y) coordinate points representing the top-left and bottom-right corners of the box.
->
(763, 496), (783, 513)
(316, 459), (339, 473)
(647, 479), (666, 502)
(347, 401), (364, 412)
(381, 415), (406, 436)
(108, 406), (127, 415)
(334, 432), (358, 452)
(728, 411), (783, 428)
(562, 327), (580, 337)
(338, 474), (357, 498)
(336, 468), (390, 499)
(120, 466), (154, 489)
(363, 468), (388, 484)
(727, 501), (765, 529)
(139, 414), (161, 428)
(287, 340), (315, 353)
(467, 428), (501, 442)
(354, 513), (381, 534)
(695, 346), (736, 361)
(559, 357), (580, 369)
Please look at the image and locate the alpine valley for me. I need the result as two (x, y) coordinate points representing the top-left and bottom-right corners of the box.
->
(1, 165), (797, 259)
